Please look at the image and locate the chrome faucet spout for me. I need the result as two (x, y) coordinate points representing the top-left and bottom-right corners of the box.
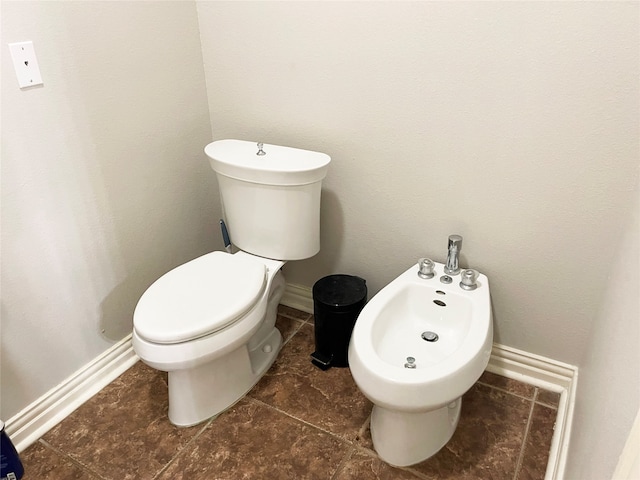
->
(444, 235), (463, 275)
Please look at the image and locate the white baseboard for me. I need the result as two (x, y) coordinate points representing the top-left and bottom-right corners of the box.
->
(280, 283), (314, 314)
(280, 282), (578, 480)
(5, 334), (139, 453)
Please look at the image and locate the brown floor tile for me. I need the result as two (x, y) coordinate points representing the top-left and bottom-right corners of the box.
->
(276, 313), (305, 345)
(42, 362), (202, 480)
(157, 398), (349, 480)
(356, 420), (375, 452)
(249, 323), (372, 441)
(478, 371), (536, 399)
(334, 450), (424, 480)
(409, 383), (532, 479)
(516, 404), (556, 480)
(21, 441), (100, 479)
(277, 304), (312, 322)
(536, 388), (561, 409)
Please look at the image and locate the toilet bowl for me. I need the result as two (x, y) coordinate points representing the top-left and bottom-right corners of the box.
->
(132, 140), (330, 426)
(133, 251), (285, 426)
(348, 259), (493, 466)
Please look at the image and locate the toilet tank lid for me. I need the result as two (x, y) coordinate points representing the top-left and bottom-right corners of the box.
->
(133, 252), (266, 344)
(205, 139), (330, 186)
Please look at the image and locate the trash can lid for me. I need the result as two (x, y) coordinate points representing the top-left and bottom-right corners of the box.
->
(313, 274), (367, 308)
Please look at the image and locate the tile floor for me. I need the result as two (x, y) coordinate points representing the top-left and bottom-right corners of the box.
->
(20, 306), (559, 480)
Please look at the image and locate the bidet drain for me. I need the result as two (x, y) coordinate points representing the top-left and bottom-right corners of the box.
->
(421, 331), (439, 342)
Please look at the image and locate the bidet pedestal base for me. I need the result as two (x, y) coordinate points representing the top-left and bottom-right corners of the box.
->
(370, 398), (462, 467)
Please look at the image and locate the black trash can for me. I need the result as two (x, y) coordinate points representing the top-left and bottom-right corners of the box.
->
(311, 274), (367, 370)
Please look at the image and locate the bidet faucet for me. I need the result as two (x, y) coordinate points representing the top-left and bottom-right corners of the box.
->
(444, 235), (463, 275)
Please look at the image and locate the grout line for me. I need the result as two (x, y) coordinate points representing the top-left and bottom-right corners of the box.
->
(245, 396), (338, 437)
(246, 396), (359, 446)
(405, 465), (434, 480)
(476, 380), (536, 402)
(513, 388), (539, 480)
(356, 411), (371, 443)
(244, 396), (385, 478)
(477, 379), (559, 410)
(151, 417), (215, 480)
(37, 439), (108, 480)
(345, 441), (433, 480)
(333, 409), (432, 480)
(535, 399), (560, 410)
(248, 372), (436, 480)
(280, 318), (308, 347)
(329, 445), (356, 480)
(277, 307), (313, 323)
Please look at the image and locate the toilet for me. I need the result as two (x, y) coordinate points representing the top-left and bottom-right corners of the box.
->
(348, 259), (493, 466)
(132, 139), (330, 427)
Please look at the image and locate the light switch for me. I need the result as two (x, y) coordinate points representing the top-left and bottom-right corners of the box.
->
(9, 41), (43, 88)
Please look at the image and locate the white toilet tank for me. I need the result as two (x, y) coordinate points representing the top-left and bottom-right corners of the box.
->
(205, 139), (331, 260)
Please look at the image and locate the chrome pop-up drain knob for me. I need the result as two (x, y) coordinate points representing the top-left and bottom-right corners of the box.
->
(404, 357), (416, 369)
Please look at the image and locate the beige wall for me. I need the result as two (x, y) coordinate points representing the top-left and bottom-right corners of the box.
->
(565, 198), (639, 479)
(197, 1), (639, 366)
(1, 1), (218, 419)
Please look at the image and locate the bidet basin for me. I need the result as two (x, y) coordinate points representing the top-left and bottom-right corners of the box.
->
(372, 283), (473, 368)
(349, 260), (493, 412)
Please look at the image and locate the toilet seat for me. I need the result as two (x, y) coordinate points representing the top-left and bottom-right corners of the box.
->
(134, 251), (266, 345)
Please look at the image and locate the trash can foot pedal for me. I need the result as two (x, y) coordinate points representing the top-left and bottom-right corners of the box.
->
(311, 351), (333, 370)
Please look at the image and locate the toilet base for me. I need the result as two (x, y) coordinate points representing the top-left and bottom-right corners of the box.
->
(370, 398), (462, 467)
(133, 260), (286, 427)
(168, 326), (282, 426)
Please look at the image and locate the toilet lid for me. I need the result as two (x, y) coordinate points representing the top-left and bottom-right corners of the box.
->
(133, 251), (266, 344)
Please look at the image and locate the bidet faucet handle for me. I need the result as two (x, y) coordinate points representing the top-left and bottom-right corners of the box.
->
(459, 269), (479, 291)
(417, 258), (435, 279)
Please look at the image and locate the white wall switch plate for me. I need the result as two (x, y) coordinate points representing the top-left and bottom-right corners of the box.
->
(8, 41), (43, 88)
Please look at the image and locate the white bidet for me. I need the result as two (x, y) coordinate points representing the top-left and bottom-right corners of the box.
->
(348, 260), (493, 466)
